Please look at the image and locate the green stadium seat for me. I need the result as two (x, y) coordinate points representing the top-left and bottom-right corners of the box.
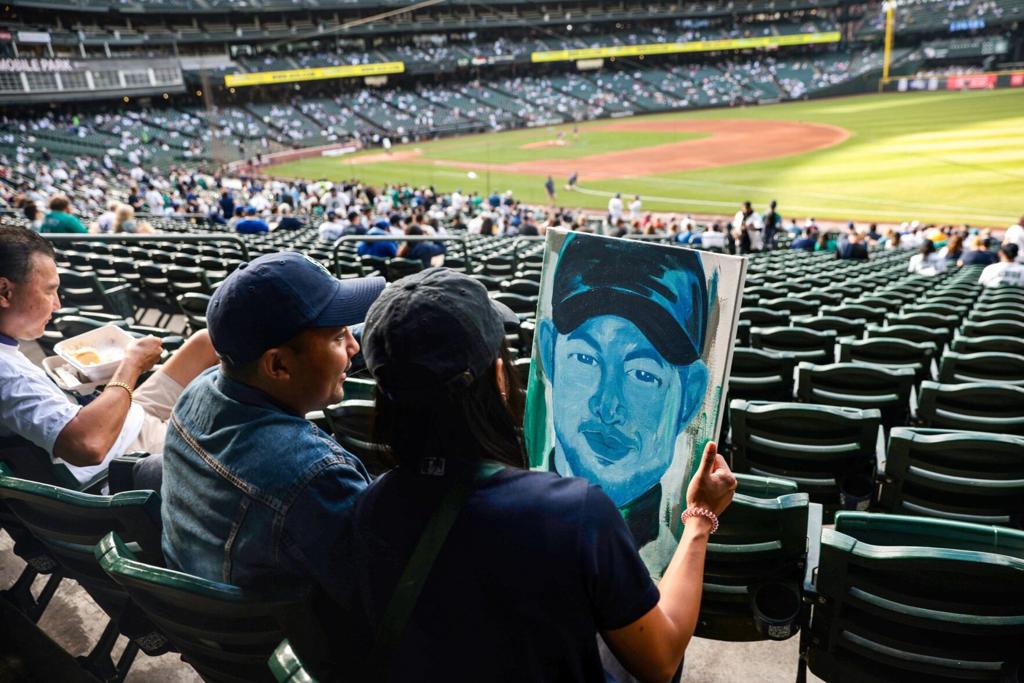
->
(759, 297), (819, 317)
(385, 257), (424, 282)
(269, 640), (319, 683)
(901, 302), (968, 318)
(936, 351), (1024, 385)
(696, 473), (818, 642)
(0, 463), (170, 681)
(491, 292), (538, 319)
(176, 293), (210, 335)
(819, 304), (887, 325)
(796, 291), (843, 308)
(728, 400), (883, 520)
(801, 512), (1024, 683)
(949, 333), (1024, 355)
(751, 327), (836, 364)
(968, 309), (1024, 324)
(795, 362), (915, 429)
(739, 307), (790, 327)
(916, 381), (1024, 435)
(887, 312), (959, 330)
(877, 428), (1024, 527)
(95, 531), (333, 683)
(852, 296), (903, 315)
(728, 348), (797, 402)
(961, 319), (1024, 338)
(865, 323), (950, 348)
(791, 315), (867, 339)
(323, 399), (389, 475)
(837, 338), (936, 385)
(340, 376), (377, 402)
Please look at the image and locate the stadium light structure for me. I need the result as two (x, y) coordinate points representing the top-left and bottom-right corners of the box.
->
(880, 0), (898, 91)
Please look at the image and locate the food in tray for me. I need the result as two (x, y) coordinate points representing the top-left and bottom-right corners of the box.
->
(71, 347), (103, 366)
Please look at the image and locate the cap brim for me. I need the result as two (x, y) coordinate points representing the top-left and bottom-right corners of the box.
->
(491, 298), (521, 331)
(312, 276), (387, 328)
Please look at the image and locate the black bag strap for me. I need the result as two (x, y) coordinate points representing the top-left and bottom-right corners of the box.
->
(371, 461), (504, 672)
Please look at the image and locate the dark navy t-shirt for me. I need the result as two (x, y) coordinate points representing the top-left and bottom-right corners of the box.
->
(332, 465), (659, 682)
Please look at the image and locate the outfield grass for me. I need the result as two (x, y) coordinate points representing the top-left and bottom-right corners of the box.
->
(269, 89), (1024, 226)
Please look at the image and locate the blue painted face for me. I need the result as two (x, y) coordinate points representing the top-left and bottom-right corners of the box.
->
(547, 314), (704, 506)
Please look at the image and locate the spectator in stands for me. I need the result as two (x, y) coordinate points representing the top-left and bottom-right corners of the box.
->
(698, 222), (728, 252)
(790, 227), (816, 252)
(40, 195), (87, 234)
(273, 204), (305, 232)
(815, 231), (837, 252)
(227, 206), (245, 231)
(93, 201), (120, 234)
(940, 234), (964, 262)
(762, 200), (782, 250)
(629, 195), (643, 223)
(733, 201), (763, 254)
(235, 206), (270, 234)
(111, 204), (151, 234)
(318, 210), (346, 243)
(397, 224), (447, 268)
(1004, 216), (1024, 263)
(22, 202), (42, 232)
(978, 244), (1024, 288)
(0, 226), (217, 490)
(144, 185), (165, 216)
(959, 235), (998, 266)
(219, 190), (235, 221)
(335, 267), (735, 682)
(608, 193), (624, 225)
(836, 227), (868, 260)
(866, 223), (882, 244)
(908, 240), (947, 276)
(161, 253), (385, 600)
(343, 210), (367, 236)
(358, 221), (398, 258)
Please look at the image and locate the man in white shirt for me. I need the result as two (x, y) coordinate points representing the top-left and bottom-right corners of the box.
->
(979, 244), (1024, 288)
(608, 193), (624, 225)
(628, 195), (643, 223)
(0, 227), (218, 489)
(317, 210), (347, 242)
(1004, 217), (1024, 263)
(144, 187), (164, 215)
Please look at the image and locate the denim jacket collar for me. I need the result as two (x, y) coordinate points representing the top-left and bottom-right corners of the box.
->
(215, 369), (303, 417)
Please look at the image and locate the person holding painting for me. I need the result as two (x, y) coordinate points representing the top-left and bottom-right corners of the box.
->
(330, 267), (736, 682)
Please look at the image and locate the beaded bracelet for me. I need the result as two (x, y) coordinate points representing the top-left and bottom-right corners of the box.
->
(681, 506), (719, 535)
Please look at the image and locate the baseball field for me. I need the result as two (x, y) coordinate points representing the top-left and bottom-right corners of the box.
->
(269, 88), (1024, 226)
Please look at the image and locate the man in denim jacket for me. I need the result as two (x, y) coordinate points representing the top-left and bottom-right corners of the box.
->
(161, 252), (385, 602)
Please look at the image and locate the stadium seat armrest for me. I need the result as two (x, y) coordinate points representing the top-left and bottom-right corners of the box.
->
(874, 427), (886, 477)
(80, 470), (109, 495)
(803, 503), (823, 599)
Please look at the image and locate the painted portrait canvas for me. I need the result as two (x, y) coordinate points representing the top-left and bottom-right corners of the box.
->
(524, 230), (747, 577)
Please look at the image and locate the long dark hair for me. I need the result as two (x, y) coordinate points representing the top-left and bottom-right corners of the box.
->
(373, 341), (527, 471)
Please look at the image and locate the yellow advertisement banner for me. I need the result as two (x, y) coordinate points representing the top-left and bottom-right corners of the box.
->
(225, 61), (405, 87)
(531, 32), (842, 63)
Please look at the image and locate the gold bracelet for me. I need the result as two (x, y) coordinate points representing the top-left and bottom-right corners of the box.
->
(106, 381), (134, 402)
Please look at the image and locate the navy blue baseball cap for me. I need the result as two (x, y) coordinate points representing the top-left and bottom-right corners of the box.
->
(362, 268), (518, 399)
(207, 252), (385, 367)
(551, 232), (708, 366)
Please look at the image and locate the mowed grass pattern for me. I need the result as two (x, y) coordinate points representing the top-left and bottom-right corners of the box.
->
(270, 89), (1024, 225)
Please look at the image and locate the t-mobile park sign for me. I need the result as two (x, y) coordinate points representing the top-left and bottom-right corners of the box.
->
(0, 58), (76, 73)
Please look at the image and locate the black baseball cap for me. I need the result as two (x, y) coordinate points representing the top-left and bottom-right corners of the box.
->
(362, 268), (519, 399)
(207, 251), (385, 366)
(551, 232), (708, 365)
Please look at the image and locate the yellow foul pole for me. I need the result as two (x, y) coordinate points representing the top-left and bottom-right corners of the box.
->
(880, 2), (895, 91)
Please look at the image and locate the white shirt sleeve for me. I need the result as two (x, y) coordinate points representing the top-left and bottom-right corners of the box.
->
(0, 346), (80, 455)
